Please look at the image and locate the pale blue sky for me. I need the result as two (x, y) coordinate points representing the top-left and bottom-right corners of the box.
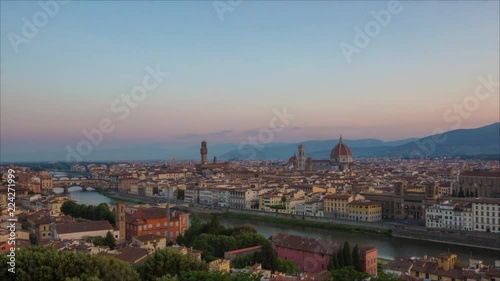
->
(1, 1), (499, 161)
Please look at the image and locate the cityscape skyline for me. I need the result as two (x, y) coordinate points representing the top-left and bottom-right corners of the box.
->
(1, 1), (499, 161)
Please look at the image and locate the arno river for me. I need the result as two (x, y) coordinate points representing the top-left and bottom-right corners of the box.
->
(54, 187), (500, 264)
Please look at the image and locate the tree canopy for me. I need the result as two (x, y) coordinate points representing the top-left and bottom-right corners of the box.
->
(61, 201), (116, 225)
(136, 248), (207, 281)
(0, 246), (139, 281)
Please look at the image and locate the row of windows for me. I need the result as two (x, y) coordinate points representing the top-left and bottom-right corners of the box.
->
(475, 225), (497, 231)
(475, 211), (500, 217)
(350, 211), (381, 215)
(126, 221), (179, 231)
(475, 205), (499, 211)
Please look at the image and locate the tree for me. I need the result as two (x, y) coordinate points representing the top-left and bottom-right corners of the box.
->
(451, 190), (457, 197)
(466, 189), (471, 197)
(231, 254), (254, 268)
(155, 275), (179, 281)
(60, 201), (115, 225)
(205, 214), (224, 235)
(180, 271), (261, 281)
(351, 244), (362, 272)
(229, 225), (257, 236)
(329, 266), (368, 281)
(372, 271), (404, 281)
(260, 240), (277, 271)
(328, 254), (339, 271)
(337, 247), (344, 268)
(474, 188), (478, 197)
(104, 231), (116, 250)
(342, 241), (352, 267)
(275, 258), (300, 275)
(137, 248), (207, 281)
(177, 215), (204, 246)
(0, 246), (139, 281)
(177, 190), (185, 201)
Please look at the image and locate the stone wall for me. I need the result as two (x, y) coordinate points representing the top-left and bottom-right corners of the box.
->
(392, 225), (500, 250)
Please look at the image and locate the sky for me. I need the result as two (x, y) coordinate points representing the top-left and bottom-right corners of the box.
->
(1, 1), (499, 162)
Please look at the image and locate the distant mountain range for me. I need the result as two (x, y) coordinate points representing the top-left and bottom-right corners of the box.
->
(3, 123), (498, 163)
(219, 123), (500, 160)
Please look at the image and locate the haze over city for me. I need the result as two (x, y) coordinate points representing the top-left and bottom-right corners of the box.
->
(1, 1), (499, 162)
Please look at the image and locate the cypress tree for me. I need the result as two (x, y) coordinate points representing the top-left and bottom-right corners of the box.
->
(337, 247), (344, 268)
(352, 244), (362, 272)
(328, 253), (339, 270)
(343, 241), (352, 266)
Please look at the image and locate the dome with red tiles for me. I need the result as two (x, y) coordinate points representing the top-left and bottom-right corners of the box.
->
(330, 136), (353, 163)
(288, 154), (298, 164)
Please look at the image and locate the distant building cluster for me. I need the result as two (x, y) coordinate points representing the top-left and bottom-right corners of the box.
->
(383, 253), (500, 281)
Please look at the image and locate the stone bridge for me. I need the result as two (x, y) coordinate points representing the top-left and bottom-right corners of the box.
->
(52, 178), (114, 192)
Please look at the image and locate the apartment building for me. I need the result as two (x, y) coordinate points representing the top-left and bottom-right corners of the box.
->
(199, 189), (216, 206)
(228, 189), (253, 209)
(304, 200), (324, 217)
(471, 198), (500, 233)
(323, 194), (355, 219)
(184, 188), (199, 204)
(348, 201), (382, 222)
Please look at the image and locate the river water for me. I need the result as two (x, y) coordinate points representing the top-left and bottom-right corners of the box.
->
(57, 187), (500, 264)
(53, 186), (116, 205)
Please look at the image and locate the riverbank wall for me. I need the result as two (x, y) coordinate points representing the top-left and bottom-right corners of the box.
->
(392, 225), (500, 251)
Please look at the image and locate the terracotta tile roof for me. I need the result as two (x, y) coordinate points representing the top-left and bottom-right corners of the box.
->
(55, 220), (113, 234)
(323, 194), (351, 200)
(224, 245), (262, 255)
(272, 233), (379, 256)
(461, 171), (500, 178)
(116, 247), (150, 264)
